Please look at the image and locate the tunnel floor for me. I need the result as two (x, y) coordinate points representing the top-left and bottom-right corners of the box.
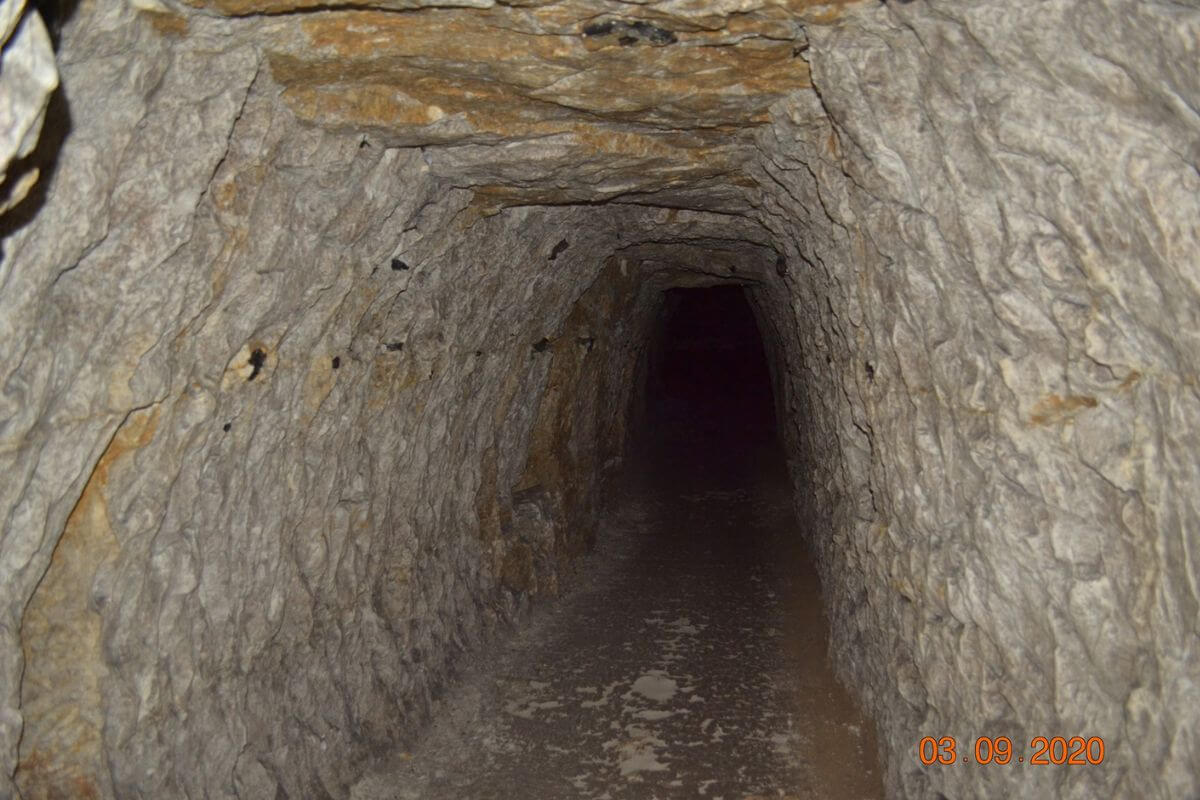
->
(353, 450), (882, 799)
(352, 288), (883, 799)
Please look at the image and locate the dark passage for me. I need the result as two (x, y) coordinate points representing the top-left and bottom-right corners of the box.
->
(356, 286), (881, 799)
(638, 285), (781, 486)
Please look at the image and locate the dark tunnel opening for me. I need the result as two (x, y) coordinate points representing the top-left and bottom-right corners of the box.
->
(634, 284), (786, 489)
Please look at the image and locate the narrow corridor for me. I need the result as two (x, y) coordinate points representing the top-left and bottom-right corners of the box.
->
(353, 288), (883, 799)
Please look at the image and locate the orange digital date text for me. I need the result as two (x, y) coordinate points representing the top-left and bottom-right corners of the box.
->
(918, 736), (1105, 765)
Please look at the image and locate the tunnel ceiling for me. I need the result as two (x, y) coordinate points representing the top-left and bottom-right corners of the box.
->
(215, 0), (859, 210)
(616, 239), (779, 289)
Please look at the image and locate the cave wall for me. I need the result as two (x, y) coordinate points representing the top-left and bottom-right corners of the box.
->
(0, 7), (746, 796)
(1, 0), (1198, 798)
(751, 2), (1200, 798)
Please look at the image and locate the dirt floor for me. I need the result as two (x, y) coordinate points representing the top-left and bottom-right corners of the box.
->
(353, 439), (883, 798)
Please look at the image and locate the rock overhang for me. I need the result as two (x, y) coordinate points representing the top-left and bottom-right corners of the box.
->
(215, 0), (866, 208)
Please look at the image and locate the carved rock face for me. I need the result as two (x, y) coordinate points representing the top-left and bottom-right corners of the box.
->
(255, 1), (834, 209)
(1, 1), (1198, 799)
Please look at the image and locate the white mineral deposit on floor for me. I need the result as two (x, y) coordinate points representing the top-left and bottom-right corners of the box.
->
(628, 672), (679, 703)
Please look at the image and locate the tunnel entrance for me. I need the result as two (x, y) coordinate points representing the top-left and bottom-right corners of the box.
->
(636, 284), (784, 490)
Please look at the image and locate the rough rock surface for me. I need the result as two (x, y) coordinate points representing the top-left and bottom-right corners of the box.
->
(0, 0), (1197, 797)
(750, 4), (1200, 796)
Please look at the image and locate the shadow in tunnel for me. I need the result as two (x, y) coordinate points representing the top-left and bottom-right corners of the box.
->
(615, 281), (799, 587)
(633, 284), (786, 493)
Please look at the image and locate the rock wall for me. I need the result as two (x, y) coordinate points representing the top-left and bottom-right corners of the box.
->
(752, 2), (1200, 797)
(0, 7), (775, 796)
(0, 0), (1197, 798)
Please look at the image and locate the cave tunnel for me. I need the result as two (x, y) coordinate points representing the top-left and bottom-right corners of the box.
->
(2, 1), (1199, 799)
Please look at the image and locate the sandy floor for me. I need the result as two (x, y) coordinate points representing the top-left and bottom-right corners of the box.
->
(352, 427), (884, 800)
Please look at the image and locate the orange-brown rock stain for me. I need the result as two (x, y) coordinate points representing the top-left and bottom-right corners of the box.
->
(505, 258), (641, 594)
(475, 447), (510, 547)
(300, 352), (338, 422)
(366, 355), (426, 411)
(211, 165), (265, 218)
(476, 374), (522, 588)
(17, 406), (160, 800)
(1030, 393), (1099, 425)
(1119, 369), (1143, 391)
(263, 3), (817, 211)
(142, 9), (189, 38)
(264, 7), (813, 191)
(472, 257), (642, 599)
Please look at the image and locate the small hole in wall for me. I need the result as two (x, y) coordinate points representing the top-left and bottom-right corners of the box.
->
(222, 422), (231, 432)
(247, 348), (267, 381)
(582, 20), (614, 36)
(391, 258), (410, 271)
(865, 361), (875, 382)
(532, 338), (551, 354)
(632, 21), (677, 45)
(385, 341), (404, 352)
(549, 239), (569, 261)
(332, 356), (341, 369)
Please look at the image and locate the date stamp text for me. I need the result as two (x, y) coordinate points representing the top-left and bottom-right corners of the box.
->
(918, 736), (1105, 766)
